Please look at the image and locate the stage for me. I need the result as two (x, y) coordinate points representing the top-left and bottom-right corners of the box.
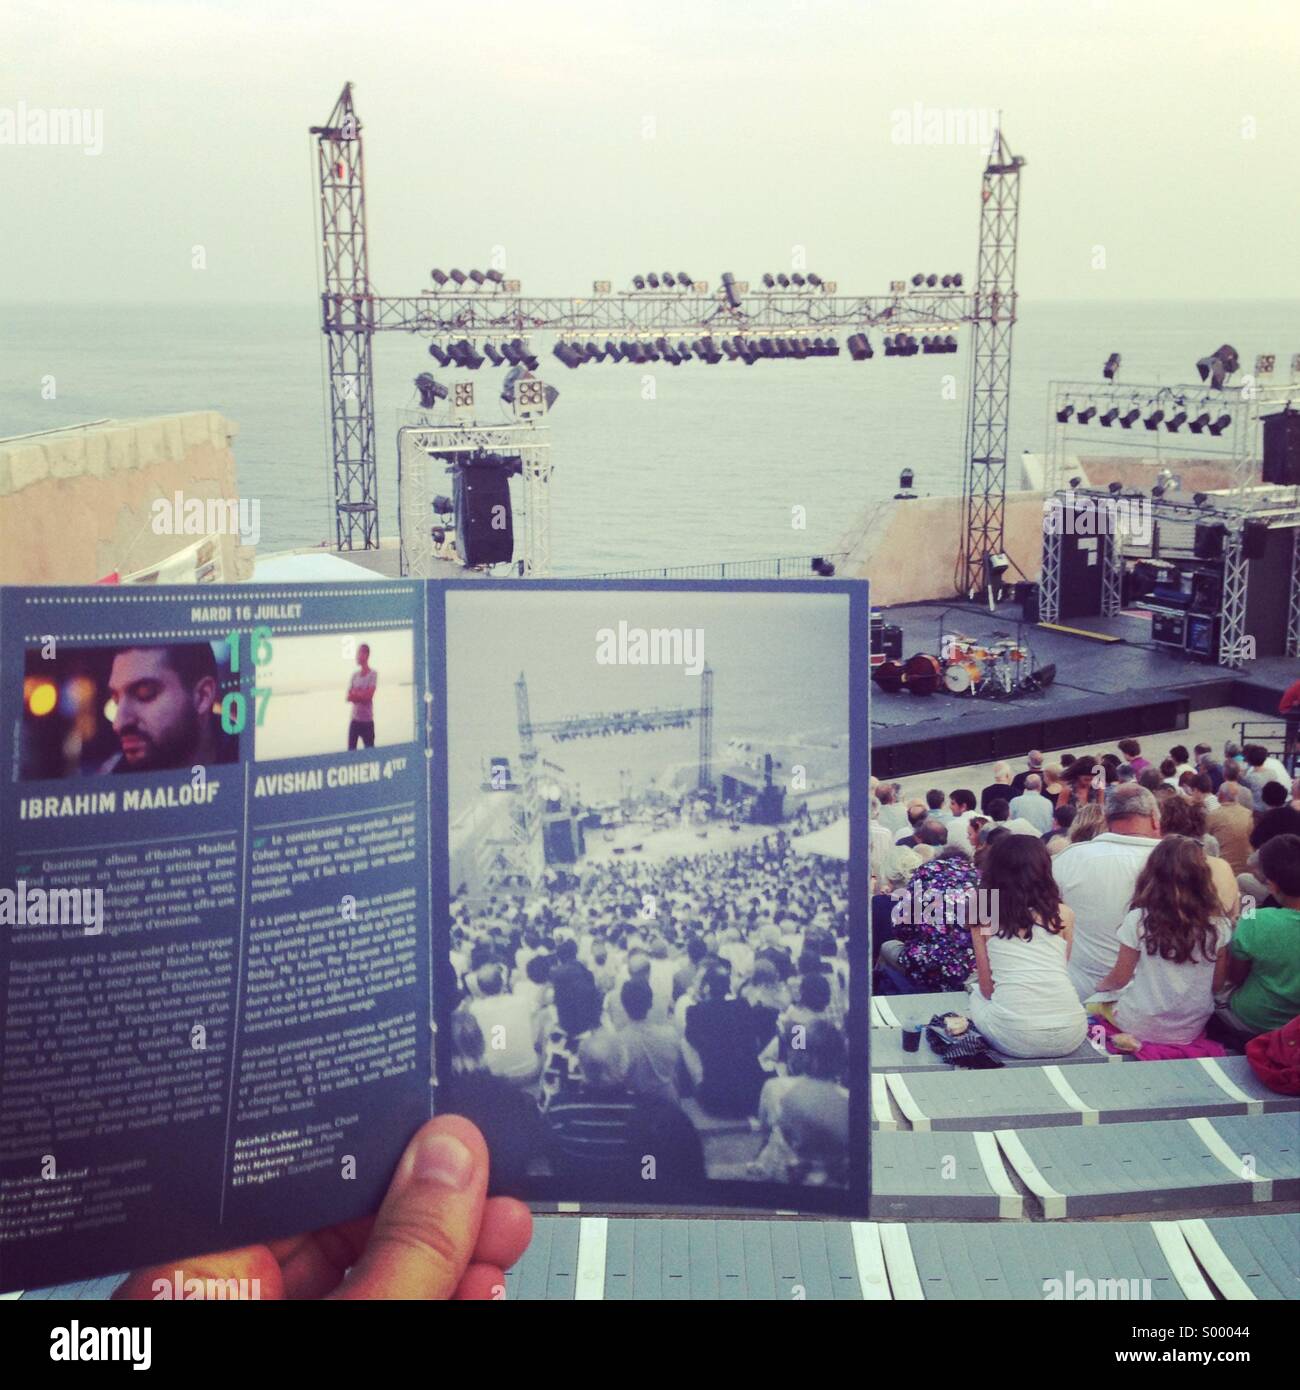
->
(869, 599), (1296, 777)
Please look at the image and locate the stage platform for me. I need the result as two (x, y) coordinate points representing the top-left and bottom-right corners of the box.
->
(869, 600), (1295, 778)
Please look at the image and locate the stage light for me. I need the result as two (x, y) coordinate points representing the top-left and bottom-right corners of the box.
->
(469, 270), (486, 285)
(633, 275), (646, 290)
(1103, 352), (1121, 381)
(1152, 484), (1165, 499)
(941, 274), (954, 288)
(647, 273), (660, 289)
(774, 337), (790, 356)
(449, 269), (467, 286)
(808, 273), (823, 287)
(791, 338), (808, 358)
(926, 274), (938, 287)
(553, 341), (583, 369)
(414, 373), (448, 408)
(431, 494), (453, 515)
(824, 336), (840, 355)
(762, 273), (775, 288)
(430, 269), (449, 286)
(1120, 408), (1140, 428)
(1209, 413), (1231, 436)
(776, 273), (790, 288)
(1100, 408), (1119, 426)
(1108, 481), (1123, 495)
(759, 338), (775, 358)
(1069, 476), (1081, 489)
(1193, 492), (1208, 506)
(721, 338), (738, 359)
(883, 335), (897, 357)
(1056, 403), (1074, 422)
(1165, 410), (1187, 432)
(663, 271), (675, 288)
(791, 273), (806, 287)
(485, 269), (505, 285)
(483, 343), (504, 366)
(428, 343), (450, 366)
(678, 272), (692, 287)
(942, 335), (958, 352)
(847, 333), (873, 361)
(1196, 344), (1240, 389)
(1144, 409), (1164, 430)
(721, 272), (742, 309)
(676, 340), (692, 360)
(911, 273), (924, 287)
(922, 336), (936, 354)
(1077, 405), (1096, 423)
(1189, 412), (1211, 434)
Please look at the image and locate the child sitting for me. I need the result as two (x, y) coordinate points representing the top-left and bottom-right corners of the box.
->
(1091, 835), (1232, 1059)
(1216, 834), (1300, 1042)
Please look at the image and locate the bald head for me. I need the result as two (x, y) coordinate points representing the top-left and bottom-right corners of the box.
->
(580, 1030), (629, 1088)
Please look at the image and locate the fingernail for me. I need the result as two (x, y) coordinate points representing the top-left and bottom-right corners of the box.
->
(410, 1131), (474, 1190)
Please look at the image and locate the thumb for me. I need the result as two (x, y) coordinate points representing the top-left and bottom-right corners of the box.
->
(331, 1115), (488, 1300)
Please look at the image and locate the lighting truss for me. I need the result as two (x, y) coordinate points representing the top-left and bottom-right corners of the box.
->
(397, 420), (552, 578)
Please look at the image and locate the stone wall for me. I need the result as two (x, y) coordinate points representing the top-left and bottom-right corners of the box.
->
(0, 411), (251, 585)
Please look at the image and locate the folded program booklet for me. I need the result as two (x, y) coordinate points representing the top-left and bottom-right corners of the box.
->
(0, 578), (871, 1291)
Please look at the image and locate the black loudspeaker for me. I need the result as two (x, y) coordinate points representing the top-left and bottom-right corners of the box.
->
(1194, 521), (1226, 559)
(454, 461), (514, 566)
(543, 814), (578, 864)
(1262, 408), (1300, 485)
(1241, 520), (1269, 559)
(1018, 581), (1040, 624)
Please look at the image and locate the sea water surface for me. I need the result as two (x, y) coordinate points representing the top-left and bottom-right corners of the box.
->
(3, 299), (1297, 574)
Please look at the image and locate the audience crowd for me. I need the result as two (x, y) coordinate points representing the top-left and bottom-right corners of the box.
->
(872, 739), (1300, 1060)
(446, 812), (852, 1193)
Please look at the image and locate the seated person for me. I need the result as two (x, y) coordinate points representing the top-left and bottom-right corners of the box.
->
(775, 1020), (850, 1187)
(877, 846), (981, 992)
(684, 961), (767, 1118)
(1091, 835), (1231, 1057)
(614, 977), (682, 1103)
(545, 1030), (705, 1190)
(966, 834), (1087, 1058)
(1216, 835), (1300, 1041)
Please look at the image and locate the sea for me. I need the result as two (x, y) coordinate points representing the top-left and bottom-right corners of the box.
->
(4, 299), (1298, 576)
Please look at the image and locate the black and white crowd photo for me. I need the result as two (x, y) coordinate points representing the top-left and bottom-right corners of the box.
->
(440, 585), (864, 1201)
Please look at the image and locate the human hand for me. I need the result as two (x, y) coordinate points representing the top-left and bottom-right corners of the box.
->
(113, 1115), (532, 1300)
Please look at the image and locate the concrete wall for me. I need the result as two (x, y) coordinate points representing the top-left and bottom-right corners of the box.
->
(836, 491), (1049, 604)
(0, 411), (252, 585)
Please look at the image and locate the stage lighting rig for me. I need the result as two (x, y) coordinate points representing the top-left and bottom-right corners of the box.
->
(413, 373), (448, 408)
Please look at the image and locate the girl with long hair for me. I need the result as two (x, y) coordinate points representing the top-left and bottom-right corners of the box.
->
(1091, 835), (1232, 1057)
(966, 833), (1087, 1058)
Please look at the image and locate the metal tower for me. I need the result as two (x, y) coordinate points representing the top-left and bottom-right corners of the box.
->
(311, 84), (379, 549)
(697, 663), (714, 791)
(956, 127), (1026, 597)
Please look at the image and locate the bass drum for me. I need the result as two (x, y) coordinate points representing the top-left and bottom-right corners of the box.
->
(872, 659), (904, 694)
(944, 661), (980, 694)
(903, 652), (943, 696)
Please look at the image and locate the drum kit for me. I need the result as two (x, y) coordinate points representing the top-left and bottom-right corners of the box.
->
(873, 631), (1040, 699)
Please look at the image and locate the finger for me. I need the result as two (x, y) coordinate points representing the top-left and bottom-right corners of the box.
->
(270, 1219), (374, 1300)
(113, 1244), (283, 1301)
(473, 1197), (533, 1270)
(452, 1262), (508, 1301)
(330, 1115), (487, 1300)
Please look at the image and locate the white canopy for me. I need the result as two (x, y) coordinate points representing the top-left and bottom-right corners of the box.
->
(790, 818), (850, 861)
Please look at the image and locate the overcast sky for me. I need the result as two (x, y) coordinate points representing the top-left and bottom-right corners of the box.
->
(4, 0), (1298, 305)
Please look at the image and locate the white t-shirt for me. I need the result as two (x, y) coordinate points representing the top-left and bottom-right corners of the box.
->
(1258, 756), (1291, 789)
(1112, 909), (1232, 1045)
(980, 925), (1085, 1031)
(1053, 832), (1161, 999)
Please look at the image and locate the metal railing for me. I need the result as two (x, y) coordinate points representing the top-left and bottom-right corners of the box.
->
(586, 552), (849, 582)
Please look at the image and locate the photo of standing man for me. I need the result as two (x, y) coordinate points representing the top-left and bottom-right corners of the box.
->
(346, 642), (378, 750)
